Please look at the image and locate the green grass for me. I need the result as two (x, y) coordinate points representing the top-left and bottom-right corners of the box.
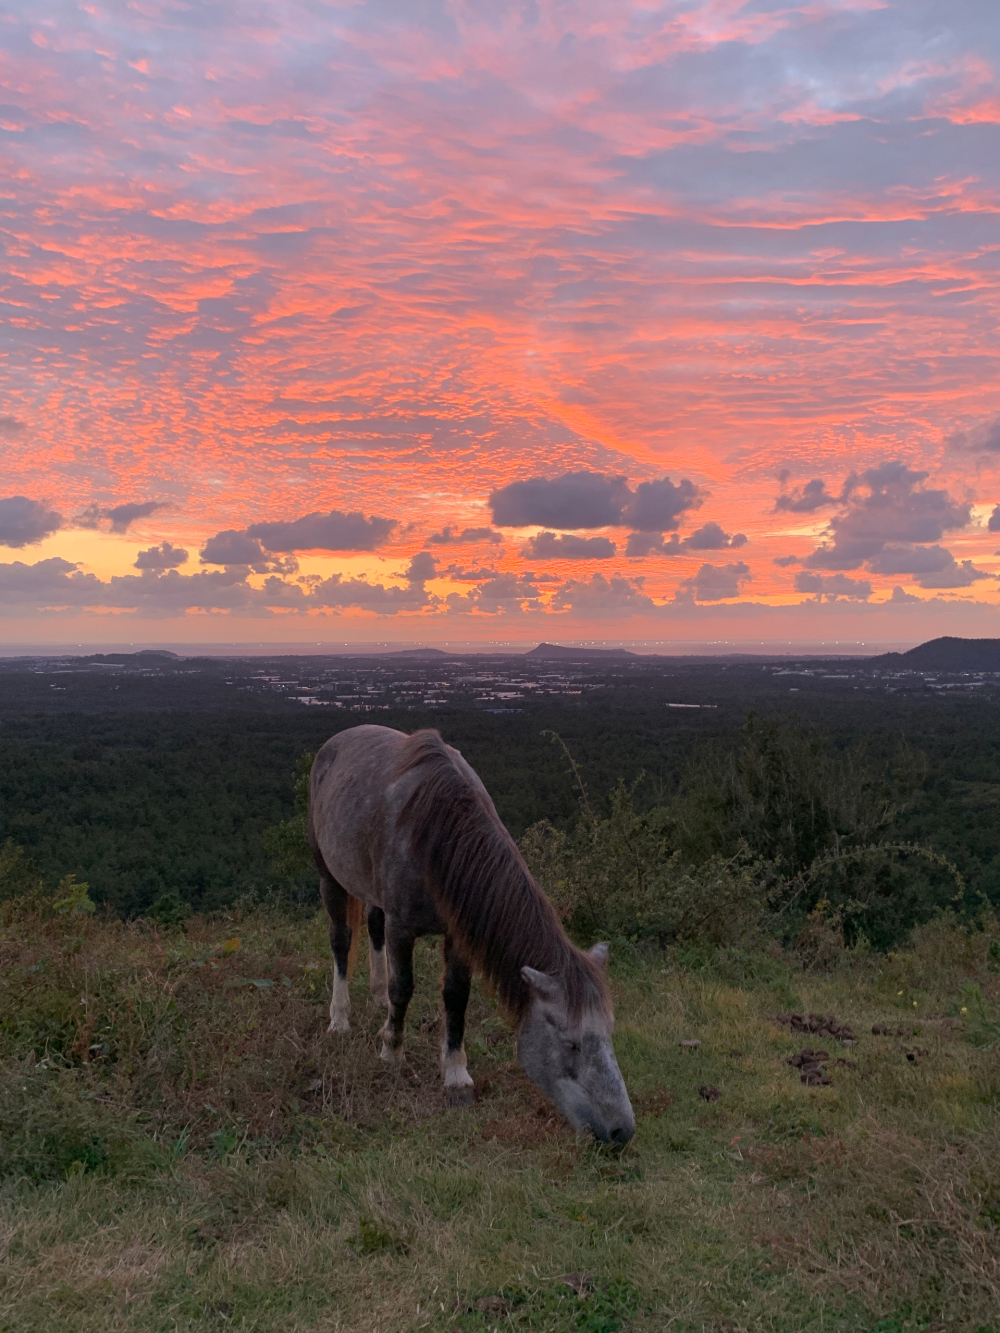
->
(1, 903), (1000, 1332)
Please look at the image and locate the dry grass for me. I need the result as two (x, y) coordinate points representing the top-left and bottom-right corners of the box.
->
(1, 903), (1000, 1332)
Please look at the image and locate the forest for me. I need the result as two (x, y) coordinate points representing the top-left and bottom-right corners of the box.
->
(0, 652), (998, 939)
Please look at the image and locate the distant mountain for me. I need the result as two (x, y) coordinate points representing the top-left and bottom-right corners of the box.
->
(82, 649), (182, 663)
(875, 637), (1000, 671)
(525, 642), (637, 661)
(384, 647), (451, 659)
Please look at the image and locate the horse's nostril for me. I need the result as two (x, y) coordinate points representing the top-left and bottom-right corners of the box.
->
(609, 1124), (633, 1145)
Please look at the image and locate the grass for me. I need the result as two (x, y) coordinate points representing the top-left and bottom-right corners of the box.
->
(1, 902), (1000, 1332)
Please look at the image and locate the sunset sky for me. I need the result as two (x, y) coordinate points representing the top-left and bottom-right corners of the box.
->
(1, 0), (999, 649)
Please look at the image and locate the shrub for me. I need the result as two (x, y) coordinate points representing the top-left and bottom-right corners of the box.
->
(671, 713), (924, 875)
(144, 889), (192, 930)
(522, 778), (780, 946)
(262, 750), (315, 879)
(0, 839), (45, 905)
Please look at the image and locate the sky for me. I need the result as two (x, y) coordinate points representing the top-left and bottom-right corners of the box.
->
(1, 0), (999, 649)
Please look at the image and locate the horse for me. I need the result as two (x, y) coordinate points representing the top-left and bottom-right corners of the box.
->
(307, 724), (635, 1145)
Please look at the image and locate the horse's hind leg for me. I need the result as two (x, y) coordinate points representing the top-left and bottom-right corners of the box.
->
(319, 872), (353, 1033)
(440, 934), (475, 1106)
(367, 906), (390, 1009)
(377, 923), (414, 1065)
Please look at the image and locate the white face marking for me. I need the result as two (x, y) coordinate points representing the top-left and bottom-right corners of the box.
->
(440, 1041), (474, 1089)
(328, 969), (351, 1033)
(369, 944), (389, 1008)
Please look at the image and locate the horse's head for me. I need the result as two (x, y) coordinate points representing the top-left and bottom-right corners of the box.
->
(516, 944), (635, 1146)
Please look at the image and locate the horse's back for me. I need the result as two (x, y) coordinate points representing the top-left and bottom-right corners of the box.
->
(309, 725), (409, 905)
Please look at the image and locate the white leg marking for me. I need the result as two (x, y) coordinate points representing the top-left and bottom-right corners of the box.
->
(440, 1041), (474, 1090)
(328, 969), (351, 1033)
(369, 945), (390, 1009)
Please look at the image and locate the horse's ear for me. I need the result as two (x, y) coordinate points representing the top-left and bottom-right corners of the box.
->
(589, 942), (610, 968)
(521, 966), (560, 1002)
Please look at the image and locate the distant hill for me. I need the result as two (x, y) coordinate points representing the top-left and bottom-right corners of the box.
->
(525, 642), (637, 661)
(875, 637), (1000, 671)
(383, 648), (451, 659)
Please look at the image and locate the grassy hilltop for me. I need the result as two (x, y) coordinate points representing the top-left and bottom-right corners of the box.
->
(1, 896), (999, 1333)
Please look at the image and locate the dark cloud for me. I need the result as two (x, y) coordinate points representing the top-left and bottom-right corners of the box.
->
(681, 521), (747, 551)
(625, 531), (681, 557)
(200, 530), (269, 565)
(550, 573), (655, 616)
(949, 417), (1000, 453)
(247, 508), (395, 552)
(804, 462), (971, 570)
(775, 478), (836, 513)
(0, 546), (439, 619)
(0, 495), (63, 548)
(489, 470), (700, 531)
(794, 571), (872, 601)
(676, 562), (751, 602)
(447, 571), (544, 614)
(442, 563), (502, 581)
(866, 544), (958, 576)
(107, 500), (164, 533)
(425, 526), (503, 546)
(134, 541), (189, 572)
(0, 556), (98, 605)
(0, 415), (26, 437)
(773, 554), (800, 567)
(622, 477), (701, 532)
(73, 504), (106, 531)
(890, 586), (921, 604)
(988, 504), (1000, 533)
(199, 529), (298, 575)
(914, 559), (992, 590)
(490, 470), (629, 529)
(74, 500), (163, 533)
(404, 551), (436, 585)
(525, 531), (616, 559)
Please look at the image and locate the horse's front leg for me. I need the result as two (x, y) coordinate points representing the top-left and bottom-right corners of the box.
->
(441, 934), (475, 1106)
(377, 924), (414, 1065)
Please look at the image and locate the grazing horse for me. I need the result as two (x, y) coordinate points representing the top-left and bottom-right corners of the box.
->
(308, 724), (635, 1145)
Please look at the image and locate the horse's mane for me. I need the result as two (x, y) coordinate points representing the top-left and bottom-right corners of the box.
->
(394, 730), (607, 1023)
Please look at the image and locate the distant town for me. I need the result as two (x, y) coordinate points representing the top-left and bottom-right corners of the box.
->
(1, 637), (997, 716)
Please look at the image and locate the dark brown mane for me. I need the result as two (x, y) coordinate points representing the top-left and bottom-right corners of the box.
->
(394, 729), (607, 1023)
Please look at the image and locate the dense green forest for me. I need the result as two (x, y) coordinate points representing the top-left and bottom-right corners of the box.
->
(1, 660), (999, 921)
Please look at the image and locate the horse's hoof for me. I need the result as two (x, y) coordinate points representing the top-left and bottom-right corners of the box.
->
(379, 1042), (403, 1066)
(328, 1015), (350, 1033)
(371, 990), (390, 1009)
(445, 1085), (477, 1107)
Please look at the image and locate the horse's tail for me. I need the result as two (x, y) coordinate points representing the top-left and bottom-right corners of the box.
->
(346, 893), (365, 980)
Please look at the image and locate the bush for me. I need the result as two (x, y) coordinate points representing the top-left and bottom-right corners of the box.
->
(524, 726), (960, 954)
(671, 713), (923, 875)
(0, 839), (45, 905)
(144, 889), (192, 930)
(262, 750), (315, 880)
(522, 778), (780, 946)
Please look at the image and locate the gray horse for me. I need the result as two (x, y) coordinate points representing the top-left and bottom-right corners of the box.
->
(308, 724), (635, 1145)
